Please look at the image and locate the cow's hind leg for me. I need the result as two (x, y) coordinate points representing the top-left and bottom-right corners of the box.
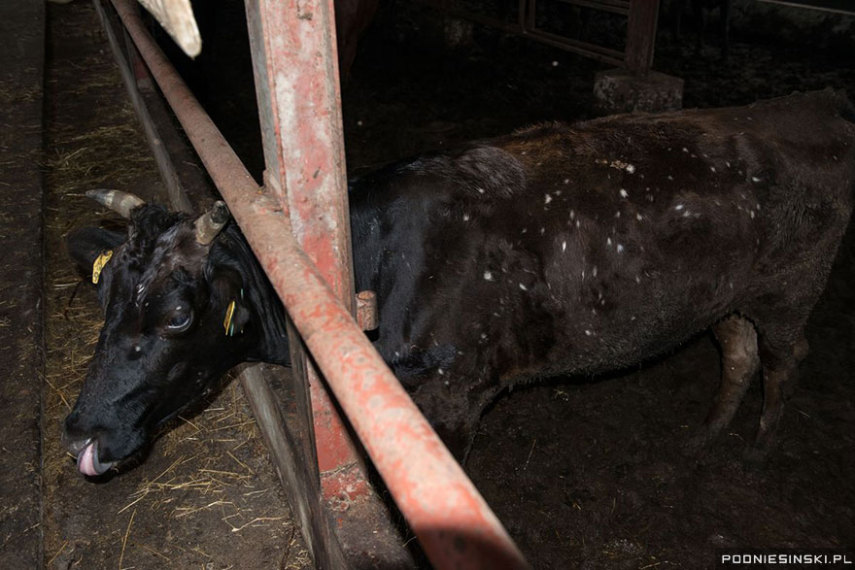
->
(688, 314), (760, 452)
(745, 327), (809, 465)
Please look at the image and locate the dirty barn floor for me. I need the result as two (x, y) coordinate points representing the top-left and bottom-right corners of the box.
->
(28, 1), (855, 569)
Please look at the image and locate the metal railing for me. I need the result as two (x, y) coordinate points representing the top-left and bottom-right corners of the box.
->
(427, 0), (660, 73)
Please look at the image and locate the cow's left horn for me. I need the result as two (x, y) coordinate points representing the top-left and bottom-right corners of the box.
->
(86, 189), (146, 218)
(194, 201), (229, 245)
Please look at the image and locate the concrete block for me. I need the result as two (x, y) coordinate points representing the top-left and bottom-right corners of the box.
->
(594, 68), (684, 114)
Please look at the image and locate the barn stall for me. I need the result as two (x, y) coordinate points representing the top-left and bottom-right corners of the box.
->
(1, 0), (853, 568)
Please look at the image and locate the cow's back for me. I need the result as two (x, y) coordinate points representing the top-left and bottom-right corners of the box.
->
(351, 90), (855, 386)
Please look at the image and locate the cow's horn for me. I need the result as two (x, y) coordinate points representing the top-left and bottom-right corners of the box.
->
(86, 189), (146, 219)
(194, 201), (229, 245)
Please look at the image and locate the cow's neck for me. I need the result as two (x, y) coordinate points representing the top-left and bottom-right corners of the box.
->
(347, 173), (404, 295)
(215, 225), (292, 366)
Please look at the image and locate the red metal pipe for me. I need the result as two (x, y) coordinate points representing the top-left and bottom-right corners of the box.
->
(246, 0), (367, 497)
(110, 1), (529, 567)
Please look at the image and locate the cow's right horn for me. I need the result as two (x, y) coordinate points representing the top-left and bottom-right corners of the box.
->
(86, 189), (146, 219)
(194, 201), (230, 245)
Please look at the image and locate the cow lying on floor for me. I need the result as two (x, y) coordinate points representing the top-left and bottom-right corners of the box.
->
(63, 89), (855, 476)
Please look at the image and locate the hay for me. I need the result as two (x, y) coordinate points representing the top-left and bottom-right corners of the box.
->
(118, 509), (136, 570)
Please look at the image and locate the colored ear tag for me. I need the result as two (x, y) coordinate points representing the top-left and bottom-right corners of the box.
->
(91, 250), (113, 284)
(223, 300), (237, 336)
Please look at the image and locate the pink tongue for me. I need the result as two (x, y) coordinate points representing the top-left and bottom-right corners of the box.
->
(78, 442), (99, 476)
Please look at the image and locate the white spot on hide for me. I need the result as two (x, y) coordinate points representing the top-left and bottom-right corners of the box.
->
(483, 270), (494, 281)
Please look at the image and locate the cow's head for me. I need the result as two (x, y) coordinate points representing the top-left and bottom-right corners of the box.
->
(63, 190), (259, 476)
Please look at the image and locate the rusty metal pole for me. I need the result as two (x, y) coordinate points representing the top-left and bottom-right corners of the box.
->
(243, 0), (361, 480)
(242, 0), (387, 556)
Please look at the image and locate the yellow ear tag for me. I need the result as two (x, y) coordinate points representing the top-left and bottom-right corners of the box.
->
(91, 250), (113, 284)
(223, 300), (236, 336)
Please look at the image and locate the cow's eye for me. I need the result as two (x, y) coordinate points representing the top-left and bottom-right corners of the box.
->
(164, 309), (193, 333)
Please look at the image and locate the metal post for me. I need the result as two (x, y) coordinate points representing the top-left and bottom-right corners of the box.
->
(242, 1), (387, 559)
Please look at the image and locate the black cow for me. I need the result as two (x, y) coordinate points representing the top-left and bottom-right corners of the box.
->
(64, 90), (855, 476)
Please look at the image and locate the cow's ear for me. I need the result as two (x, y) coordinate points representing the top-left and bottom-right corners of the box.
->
(66, 227), (126, 285)
(210, 267), (251, 336)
